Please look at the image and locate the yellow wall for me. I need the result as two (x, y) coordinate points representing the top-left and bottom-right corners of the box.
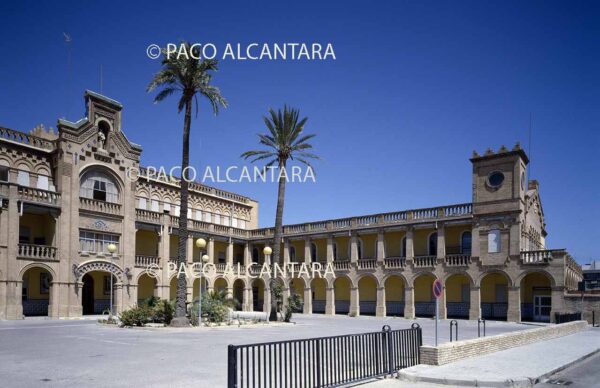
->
(137, 274), (156, 300)
(480, 273), (508, 303)
(358, 276), (377, 301)
(20, 213), (55, 245)
(169, 235), (179, 258)
(290, 278), (304, 296)
(290, 240), (304, 261)
(335, 236), (350, 260)
(169, 277), (177, 300)
(135, 230), (159, 256)
(87, 271), (112, 300)
(384, 231), (405, 257)
(521, 272), (551, 302)
(192, 278), (208, 299)
(385, 276), (404, 301)
(445, 274), (470, 302)
(362, 234), (376, 259)
(214, 278), (227, 292)
(334, 276), (351, 300)
(414, 274), (435, 302)
(312, 278), (326, 300)
(445, 226), (471, 252)
(414, 228), (435, 256)
(314, 238), (327, 261)
(23, 267), (51, 299)
(214, 241), (227, 262)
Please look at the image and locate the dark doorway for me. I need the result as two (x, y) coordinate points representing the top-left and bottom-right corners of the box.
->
(82, 273), (94, 315)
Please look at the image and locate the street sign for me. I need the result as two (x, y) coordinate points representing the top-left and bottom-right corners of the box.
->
(432, 279), (443, 299)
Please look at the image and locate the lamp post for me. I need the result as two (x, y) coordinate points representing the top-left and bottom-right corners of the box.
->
(107, 243), (117, 316)
(195, 238), (208, 326)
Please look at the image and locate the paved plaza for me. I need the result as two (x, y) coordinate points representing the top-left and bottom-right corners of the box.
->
(0, 314), (531, 387)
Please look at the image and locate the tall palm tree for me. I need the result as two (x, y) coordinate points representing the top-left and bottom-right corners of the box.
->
(147, 42), (227, 325)
(241, 106), (318, 320)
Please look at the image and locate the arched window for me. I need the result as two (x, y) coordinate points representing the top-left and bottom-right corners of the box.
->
(357, 239), (363, 259)
(310, 243), (317, 262)
(289, 246), (296, 262)
(252, 247), (259, 262)
(428, 232), (438, 256)
(80, 170), (119, 203)
(214, 210), (221, 225)
(488, 230), (501, 253)
(401, 236), (407, 257)
(333, 243), (338, 261)
(461, 231), (472, 254)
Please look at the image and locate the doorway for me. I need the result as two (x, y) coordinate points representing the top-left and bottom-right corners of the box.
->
(533, 295), (551, 322)
(82, 273), (94, 315)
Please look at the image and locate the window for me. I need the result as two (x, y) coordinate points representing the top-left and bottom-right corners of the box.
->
(204, 211), (211, 223)
(17, 171), (30, 186)
(311, 243), (317, 262)
(238, 219), (246, 229)
(19, 226), (31, 244)
(195, 209), (202, 221)
(428, 232), (438, 256)
(218, 251), (225, 263)
(333, 243), (338, 260)
(174, 205), (180, 217)
(79, 231), (119, 253)
(103, 275), (112, 295)
(163, 202), (171, 213)
(151, 200), (160, 212)
(137, 197), (147, 209)
(187, 208), (192, 218)
(0, 166), (8, 181)
(37, 175), (49, 190)
(289, 246), (296, 262)
(461, 231), (472, 254)
(232, 217), (238, 228)
(214, 211), (221, 225)
(487, 171), (505, 189)
(488, 230), (501, 253)
(252, 247), (259, 262)
(356, 239), (363, 259)
(222, 214), (230, 226)
(80, 171), (119, 203)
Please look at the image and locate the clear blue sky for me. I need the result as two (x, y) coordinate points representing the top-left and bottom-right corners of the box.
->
(0, 1), (598, 263)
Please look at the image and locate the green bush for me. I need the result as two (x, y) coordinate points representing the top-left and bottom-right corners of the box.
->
(283, 293), (303, 322)
(120, 305), (151, 327)
(152, 299), (174, 324)
(189, 290), (235, 325)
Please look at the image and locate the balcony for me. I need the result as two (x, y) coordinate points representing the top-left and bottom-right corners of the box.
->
(80, 197), (122, 216)
(357, 259), (378, 270)
(445, 254), (472, 267)
(384, 257), (406, 269)
(135, 255), (160, 267)
(18, 243), (58, 261)
(135, 209), (162, 225)
(18, 186), (61, 207)
(332, 261), (351, 271)
(521, 249), (560, 265)
(414, 256), (437, 268)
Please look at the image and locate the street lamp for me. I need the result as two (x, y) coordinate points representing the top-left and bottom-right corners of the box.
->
(195, 238), (207, 326)
(263, 246), (272, 262)
(106, 243), (117, 316)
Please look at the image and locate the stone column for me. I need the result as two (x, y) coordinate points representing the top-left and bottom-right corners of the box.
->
(4, 185), (22, 319)
(326, 236), (334, 263)
(186, 236), (194, 263)
(376, 231), (385, 261)
(404, 287), (415, 319)
(376, 286), (386, 317)
(207, 238), (215, 264)
(263, 285), (271, 314)
(438, 285), (447, 319)
(304, 238), (312, 264)
(436, 224), (446, 260)
(325, 286), (335, 315)
(114, 283), (123, 314)
(350, 234), (358, 263)
(507, 286), (521, 323)
(281, 285), (290, 309)
(550, 286), (565, 323)
(158, 225), (171, 300)
(283, 240), (290, 265)
(471, 225), (480, 259)
(243, 243), (251, 266)
(350, 286), (359, 316)
(244, 287), (253, 311)
(469, 286), (481, 320)
(303, 286), (312, 314)
(405, 228), (415, 262)
(226, 240), (234, 266)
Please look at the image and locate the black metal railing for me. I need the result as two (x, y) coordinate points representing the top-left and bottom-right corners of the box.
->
(227, 324), (422, 388)
(555, 312), (581, 324)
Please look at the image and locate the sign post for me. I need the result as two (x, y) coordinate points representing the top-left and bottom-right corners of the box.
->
(432, 279), (443, 346)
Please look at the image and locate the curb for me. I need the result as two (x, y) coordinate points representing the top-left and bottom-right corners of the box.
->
(398, 348), (600, 388)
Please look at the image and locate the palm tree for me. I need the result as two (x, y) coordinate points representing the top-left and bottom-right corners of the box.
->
(147, 42), (227, 326)
(241, 106), (318, 320)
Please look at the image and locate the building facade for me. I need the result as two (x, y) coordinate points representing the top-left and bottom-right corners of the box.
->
(0, 91), (583, 322)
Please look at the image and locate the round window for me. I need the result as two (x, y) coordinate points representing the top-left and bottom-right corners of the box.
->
(487, 171), (505, 188)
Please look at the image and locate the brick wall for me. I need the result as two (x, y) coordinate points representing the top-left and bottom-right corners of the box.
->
(562, 294), (600, 324)
(420, 321), (588, 365)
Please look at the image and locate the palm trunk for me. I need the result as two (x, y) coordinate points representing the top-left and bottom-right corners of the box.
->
(270, 159), (286, 321)
(174, 99), (192, 322)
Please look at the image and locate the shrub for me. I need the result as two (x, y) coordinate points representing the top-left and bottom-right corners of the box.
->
(282, 293), (303, 322)
(140, 296), (160, 308)
(189, 290), (235, 325)
(152, 299), (174, 325)
(120, 306), (151, 327)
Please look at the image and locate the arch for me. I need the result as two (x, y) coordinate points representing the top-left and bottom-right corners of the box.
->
(82, 270), (117, 314)
(251, 277), (266, 312)
(460, 231), (472, 254)
(79, 166), (122, 203)
(334, 276), (352, 314)
(384, 275), (405, 317)
(192, 277), (209, 301)
(73, 260), (123, 282)
(358, 275), (378, 316)
(21, 265), (54, 317)
(310, 242), (318, 262)
(232, 278), (245, 310)
(137, 273), (157, 303)
(480, 271), (511, 320)
(19, 262), (56, 280)
(311, 277), (327, 314)
(213, 277), (229, 291)
(519, 271), (553, 322)
(445, 273), (472, 319)
(413, 273), (436, 317)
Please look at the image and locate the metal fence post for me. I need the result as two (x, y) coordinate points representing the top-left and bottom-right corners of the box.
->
(478, 318), (486, 337)
(450, 320), (458, 342)
(382, 325), (393, 375)
(316, 339), (322, 387)
(227, 345), (237, 388)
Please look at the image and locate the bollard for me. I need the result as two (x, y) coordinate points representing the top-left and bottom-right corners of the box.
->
(450, 320), (458, 342)
(478, 318), (486, 337)
(411, 322), (421, 329)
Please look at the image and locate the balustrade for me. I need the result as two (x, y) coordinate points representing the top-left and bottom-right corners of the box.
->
(414, 255), (437, 267)
(445, 254), (471, 266)
(80, 197), (122, 215)
(18, 187), (61, 207)
(135, 255), (160, 267)
(18, 244), (58, 261)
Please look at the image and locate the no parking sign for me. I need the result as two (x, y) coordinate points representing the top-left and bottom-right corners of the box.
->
(433, 279), (443, 299)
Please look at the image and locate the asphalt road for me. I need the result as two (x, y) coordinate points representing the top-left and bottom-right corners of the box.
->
(0, 314), (530, 388)
(535, 351), (600, 388)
